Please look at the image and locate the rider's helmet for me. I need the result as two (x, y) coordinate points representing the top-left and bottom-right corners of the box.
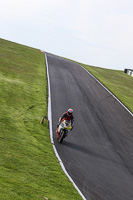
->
(67, 108), (73, 116)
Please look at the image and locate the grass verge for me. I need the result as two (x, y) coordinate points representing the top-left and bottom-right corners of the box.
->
(79, 63), (133, 114)
(0, 38), (82, 200)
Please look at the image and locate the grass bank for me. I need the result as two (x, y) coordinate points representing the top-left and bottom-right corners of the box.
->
(0, 38), (82, 200)
(80, 63), (133, 113)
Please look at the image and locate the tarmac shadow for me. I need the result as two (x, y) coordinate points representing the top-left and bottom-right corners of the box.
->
(63, 140), (121, 165)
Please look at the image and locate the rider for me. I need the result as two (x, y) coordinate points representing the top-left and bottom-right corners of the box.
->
(56, 108), (74, 137)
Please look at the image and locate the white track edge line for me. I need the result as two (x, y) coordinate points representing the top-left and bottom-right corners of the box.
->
(45, 53), (87, 200)
(79, 64), (133, 117)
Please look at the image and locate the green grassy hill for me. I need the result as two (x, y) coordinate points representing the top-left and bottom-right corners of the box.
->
(0, 38), (82, 200)
(0, 38), (133, 200)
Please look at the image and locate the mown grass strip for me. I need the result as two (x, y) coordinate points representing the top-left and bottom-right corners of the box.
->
(0, 38), (82, 200)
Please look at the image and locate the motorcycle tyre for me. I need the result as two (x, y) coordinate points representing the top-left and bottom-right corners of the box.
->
(59, 129), (65, 143)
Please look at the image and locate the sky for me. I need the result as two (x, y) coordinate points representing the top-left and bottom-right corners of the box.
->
(1, 0), (133, 70)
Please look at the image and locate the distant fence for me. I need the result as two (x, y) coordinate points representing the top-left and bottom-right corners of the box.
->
(124, 69), (133, 77)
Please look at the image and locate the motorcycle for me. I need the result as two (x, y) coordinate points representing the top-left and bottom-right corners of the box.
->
(56, 120), (72, 143)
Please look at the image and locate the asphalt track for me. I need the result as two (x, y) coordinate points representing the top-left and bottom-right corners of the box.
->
(46, 53), (133, 200)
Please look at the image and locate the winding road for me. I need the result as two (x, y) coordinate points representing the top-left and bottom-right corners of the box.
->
(46, 53), (133, 200)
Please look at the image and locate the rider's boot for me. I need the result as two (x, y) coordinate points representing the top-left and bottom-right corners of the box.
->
(56, 128), (60, 139)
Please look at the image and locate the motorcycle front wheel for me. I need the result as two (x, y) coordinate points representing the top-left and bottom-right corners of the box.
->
(59, 129), (65, 143)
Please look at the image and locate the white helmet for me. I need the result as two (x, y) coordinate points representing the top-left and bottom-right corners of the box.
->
(67, 108), (73, 116)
